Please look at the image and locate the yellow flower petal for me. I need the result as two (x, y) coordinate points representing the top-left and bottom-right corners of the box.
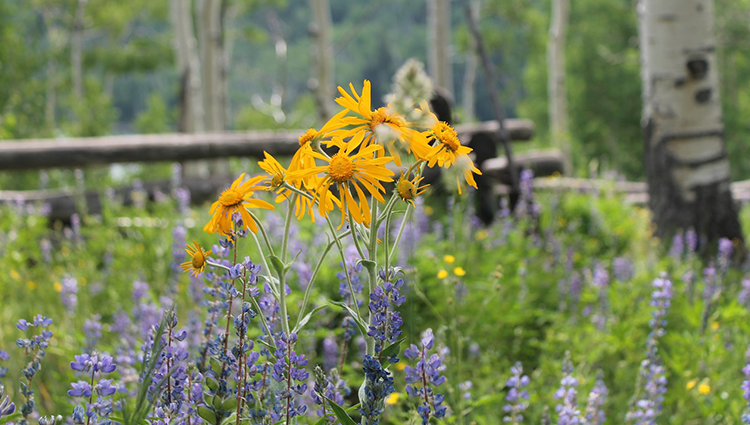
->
(444, 255), (455, 264)
(437, 270), (448, 279)
(454, 267), (466, 277)
(385, 392), (399, 405)
(698, 383), (710, 395)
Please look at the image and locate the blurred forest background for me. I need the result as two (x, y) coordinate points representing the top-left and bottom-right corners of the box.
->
(3, 0), (750, 181)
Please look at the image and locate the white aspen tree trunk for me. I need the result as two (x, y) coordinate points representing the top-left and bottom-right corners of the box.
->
(42, 8), (57, 130)
(428, 0), (453, 93)
(71, 0), (87, 98)
(462, 0), (479, 122)
(639, 0), (744, 248)
(198, 0), (229, 177)
(309, 0), (334, 121)
(170, 0), (204, 134)
(547, 0), (571, 174)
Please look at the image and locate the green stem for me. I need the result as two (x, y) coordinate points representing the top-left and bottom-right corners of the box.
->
(365, 195), (379, 356)
(277, 198), (295, 336)
(326, 216), (362, 319)
(348, 203), (367, 261)
(382, 195), (400, 279)
(250, 212), (275, 257)
(388, 206), (412, 266)
(294, 238), (336, 329)
(250, 232), (271, 276)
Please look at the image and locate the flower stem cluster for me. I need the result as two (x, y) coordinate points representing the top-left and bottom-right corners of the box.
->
(67, 353), (117, 425)
(360, 355), (395, 425)
(404, 329), (447, 424)
(15, 315), (54, 424)
(503, 362), (530, 424)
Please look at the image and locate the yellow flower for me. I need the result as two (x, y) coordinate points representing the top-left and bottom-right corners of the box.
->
(292, 109), (350, 172)
(204, 173), (274, 235)
(258, 152), (321, 222)
(475, 229), (488, 241)
(396, 362), (407, 371)
(26, 281), (36, 290)
(444, 255), (455, 264)
(54, 282), (62, 292)
(396, 172), (428, 207)
(686, 379), (697, 390)
(698, 383), (710, 395)
(711, 321), (719, 331)
(437, 270), (448, 279)
(181, 241), (212, 277)
(385, 392), (399, 405)
(10, 269), (20, 280)
(333, 80), (432, 165)
(454, 267), (466, 277)
(290, 132), (394, 227)
(424, 205), (434, 216)
(425, 120), (482, 194)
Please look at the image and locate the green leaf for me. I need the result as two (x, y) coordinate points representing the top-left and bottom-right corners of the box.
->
(358, 259), (377, 273)
(221, 397), (238, 412)
(324, 397), (358, 425)
(293, 305), (327, 334)
(380, 337), (406, 363)
(0, 413), (22, 425)
(284, 250), (303, 274)
(269, 255), (285, 277)
(197, 406), (217, 424)
(330, 301), (368, 335)
(206, 376), (219, 391)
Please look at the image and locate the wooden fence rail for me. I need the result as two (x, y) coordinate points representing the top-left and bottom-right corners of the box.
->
(0, 119), (533, 171)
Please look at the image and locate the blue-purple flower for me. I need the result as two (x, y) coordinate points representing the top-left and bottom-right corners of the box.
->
(403, 329), (447, 424)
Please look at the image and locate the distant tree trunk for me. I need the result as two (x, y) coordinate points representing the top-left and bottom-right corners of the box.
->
(71, 0), (87, 98)
(266, 9), (288, 116)
(42, 9), (57, 130)
(198, 0), (229, 177)
(547, 0), (571, 174)
(428, 0), (453, 93)
(170, 0), (204, 133)
(462, 0), (479, 123)
(309, 0), (334, 121)
(638, 0), (744, 249)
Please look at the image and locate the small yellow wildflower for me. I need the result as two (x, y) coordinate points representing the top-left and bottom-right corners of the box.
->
(424, 205), (434, 216)
(10, 270), (20, 280)
(26, 281), (36, 290)
(181, 241), (212, 277)
(396, 172), (428, 208)
(475, 229), (488, 241)
(698, 383), (710, 395)
(437, 270), (448, 279)
(385, 392), (399, 405)
(204, 173), (274, 235)
(686, 379), (697, 390)
(444, 255), (455, 264)
(54, 282), (62, 292)
(454, 267), (466, 277)
(396, 362), (407, 371)
(711, 321), (719, 331)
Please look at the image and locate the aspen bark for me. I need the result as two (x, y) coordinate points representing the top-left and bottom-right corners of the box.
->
(547, 0), (571, 174)
(71, 0), (87, 98)
(309, 0), (334, 121)
(638, 0), (744, 248)
(428, 0), (453, 92)
(171, 0), (204, 134)
(462, 0), (479, 122)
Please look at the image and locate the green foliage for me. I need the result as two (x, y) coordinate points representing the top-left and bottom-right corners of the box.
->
(135, 93), (173, 134)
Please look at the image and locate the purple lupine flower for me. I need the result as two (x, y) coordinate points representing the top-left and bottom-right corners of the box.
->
(404, 329), (447, 424)
(0, 351), (8, 385)
(60, 275), (78, 314)
(458, 381), (473, 400)
(626, 274), (673, 424)
(360, 355), (395, 425)
(322, 337), (338, 372)
(742, 344), (750, 423)
(718, 238), (733, 274)
(311, 366), (347, 423)
(554, 354), (580, 425)
(368, 271), (405, 362)
(40, 238), (52, 264)
(16, 315), (54, 421)
(69, 353), (118, 424)
(0, 385), (14, 418)
(271, 332), (308, 421)
(740, 278), (750, 308)
(685, 229), (698, 254)
(583, 372), (607, 425)
(84, 315), (103, 350)
(591, 263), (610, 330)
(613, 257), (634, 282)
(503, 362), (530, 424)
(669, 232), (684, 258)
